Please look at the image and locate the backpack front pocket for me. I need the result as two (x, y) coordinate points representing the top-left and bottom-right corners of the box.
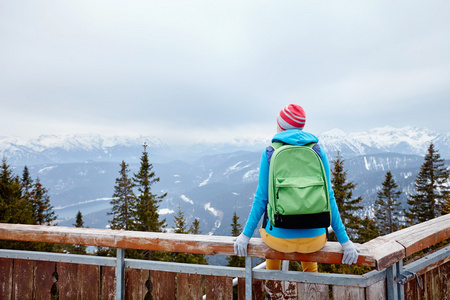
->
(275, 176), (328, 215)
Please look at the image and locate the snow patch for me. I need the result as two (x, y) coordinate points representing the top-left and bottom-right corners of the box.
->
(204, 202), (223, 218)
(38, 166), (56, 174)
(243, 168), (259, 182)
(158, 208), (175, 215)
(199, 171), (213, 187)
(224, 161), (251, 175)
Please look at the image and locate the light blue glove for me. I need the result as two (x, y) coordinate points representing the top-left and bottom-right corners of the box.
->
(341, 240), (360, 265)
(233, 233), (250, 256)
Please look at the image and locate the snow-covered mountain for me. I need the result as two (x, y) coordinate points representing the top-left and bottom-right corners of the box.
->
(318, 126), (450, 159)
(0, 134), (169, 165)
(2, 126), (448, 167)
(1, 126), (449, 239)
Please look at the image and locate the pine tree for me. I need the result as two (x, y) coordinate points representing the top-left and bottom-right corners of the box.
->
(164, 206), (208, 264)
(108, 161), (136, 230)
(331, 154), (363, 241)
(0, 159), (36, 250)
(226, 212), (245, 268)
(133, 144), (166, 233)
(173, 206), (188, 234)
(0, 158), (34, 224)
(69, 210), (87, 255)
(189, 218), (201, 234)
(374, 171), (402, 235)
(405, 143), (450, 225)
(444, 195), (450, 215)
(21, 166), (33, 198)
(30, 177), (57, 225)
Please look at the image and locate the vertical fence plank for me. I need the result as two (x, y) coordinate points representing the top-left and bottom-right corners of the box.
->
(265, 280), (297, 299)
(177, 273), (203, 300)
(237, 277), (245, 300)
(404, 278), (418, 300)
(58, 262), (78, 300)
(366, 280), (386, 300)
(332, 286), (365, 300)
(252, 279), (265, 300)
(444, 261), (449, 299)
(205, 275), (233, 300)
(34, 261), (56, 300)
(101, 266), (116, 300)
(151, 270), (175, 300)
(125, 268), (148, 300)
(0, 258), (13, 300)
(12, 259), (34, 300)
(297, 283), (329, 300)
(78, 264), (99, 300)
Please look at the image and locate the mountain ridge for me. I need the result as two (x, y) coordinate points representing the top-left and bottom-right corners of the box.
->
(2, 126), (449, 166)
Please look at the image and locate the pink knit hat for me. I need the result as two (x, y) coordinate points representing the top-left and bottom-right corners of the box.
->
(277, 104), (306, 131)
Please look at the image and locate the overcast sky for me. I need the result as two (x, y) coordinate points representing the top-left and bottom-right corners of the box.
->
(1, 1), (449, 144)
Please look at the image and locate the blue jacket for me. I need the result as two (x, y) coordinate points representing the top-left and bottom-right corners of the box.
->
(242, 129), (349, 243)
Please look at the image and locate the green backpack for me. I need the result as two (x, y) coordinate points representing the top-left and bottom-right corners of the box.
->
(267, 142), (331, 229)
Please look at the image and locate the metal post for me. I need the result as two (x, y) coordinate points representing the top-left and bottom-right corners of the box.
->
(386, 260), (404, 300)
(116, 248), (125, 300)
(245, 256), (253, 300)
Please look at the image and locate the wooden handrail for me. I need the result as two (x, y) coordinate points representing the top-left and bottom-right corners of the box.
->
(363, 213), (450, 270)
(1, 214), (449, 270)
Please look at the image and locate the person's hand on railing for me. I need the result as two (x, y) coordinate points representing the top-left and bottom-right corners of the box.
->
(233, 233), (250, 256)
(341, 240), (360, 264)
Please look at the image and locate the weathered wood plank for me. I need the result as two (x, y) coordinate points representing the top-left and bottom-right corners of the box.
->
(177, 273), (203, 300)
(125, 268), (148, 300)
(390, 214), (450, 256)
(237, 277), (245, 300)
(0, 223), (375, 266)
(297, 282), (328, 300)
(57, 262), (78, 300)
(0, 258), (13, 300)
(332, 285), (365, 300)
(78, 264), (99, 300)
(101, 266), (116, 300)
(265, 280), (297, 299)
(404, 277), (418, 300)
(151, 270), (175, 300)
(366, 280), (386, 300)
(252, 278), (265, 300)
(444, 261), (450, 300)
(12, 259), (34, 300)
(205, 275), (233, 300)
(363, 236), (405, 271)
(34, 261), (56, 300)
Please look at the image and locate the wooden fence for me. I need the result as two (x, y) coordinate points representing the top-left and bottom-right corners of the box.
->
(0, 213), (449, 299)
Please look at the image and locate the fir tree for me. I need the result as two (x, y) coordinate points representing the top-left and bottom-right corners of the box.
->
(226, 212), (245, 268)
(0, 158), (34, 224)
(173, 206), (188, 234)
(374, 171), (402, 235)
(444, 195), (450, 215)
(405, 143), (450, 225)
(69, 210), (87, 255)
(108, 161), (136, 230)
(30, 177), (57, 225)
(330, 154), (363, 241)
(21, 166), (33, 198)
(164, 206), (207, 264)
(0, 159), (36, 250)
(133, 144), (166, 233)
(189, 218), (201, 234)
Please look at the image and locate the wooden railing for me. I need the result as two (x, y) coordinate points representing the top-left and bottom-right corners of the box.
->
(0, 213), (449, 299)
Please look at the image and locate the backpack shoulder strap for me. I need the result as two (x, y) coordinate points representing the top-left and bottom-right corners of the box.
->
(266, 141), (284, 164)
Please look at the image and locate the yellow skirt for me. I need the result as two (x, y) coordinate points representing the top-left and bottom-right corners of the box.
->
(260, 227), (326, 272)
